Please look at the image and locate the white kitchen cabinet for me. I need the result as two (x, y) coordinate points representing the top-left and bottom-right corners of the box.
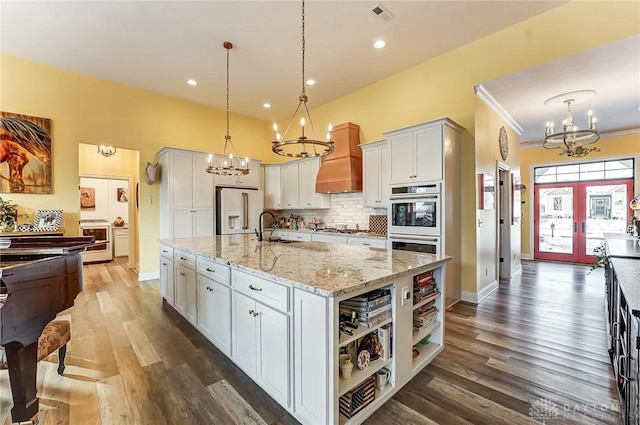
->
(263, 165), (282, 209)
(174, 249), (197, 325)
(361, 140), (389, 208)
(293, 288), (328, 424)
(298, 158), (331, 209)
(213, 157), (261, 189)
(159, 245), (175, 306)
(387, 122), (444, 185)
(281, 162), (299, 209)
(159, 148), (214, 239)
(232, 269), (291, 407)
(197, 274), (231, 355)
(196, 257), (232, 355)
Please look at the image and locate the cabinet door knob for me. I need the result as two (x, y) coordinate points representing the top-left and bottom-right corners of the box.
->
(180, 272), (186, 276)
(249, 285), (262, 292)
(253, 311), (259, 317)
(249, 309), (255, 315)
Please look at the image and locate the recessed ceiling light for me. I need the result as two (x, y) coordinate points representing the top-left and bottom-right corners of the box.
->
(306, 79), (316, 86)
(263, 103), (271, 108)
(373, 40), (386, 49)
(187, 79), (197, 86)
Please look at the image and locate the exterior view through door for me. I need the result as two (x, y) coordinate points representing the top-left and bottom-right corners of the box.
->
(534, 158), (635, 264)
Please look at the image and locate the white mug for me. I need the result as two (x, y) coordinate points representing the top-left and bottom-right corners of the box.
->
(376, 367), (390, 389)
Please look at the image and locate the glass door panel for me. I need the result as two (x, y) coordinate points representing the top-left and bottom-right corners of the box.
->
(535, 185), (577, 262)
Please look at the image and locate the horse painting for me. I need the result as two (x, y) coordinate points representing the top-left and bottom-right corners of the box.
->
(0, 113), (52, 193)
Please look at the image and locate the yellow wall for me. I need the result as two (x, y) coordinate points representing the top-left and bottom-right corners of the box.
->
(519, 132), (640, 257)
(473, 99), (522, 295)
(0, 54), (272, 274)
(1, 1), (638, 284)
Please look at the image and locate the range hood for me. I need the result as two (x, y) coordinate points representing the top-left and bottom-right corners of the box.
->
(315, 122), (362, 193)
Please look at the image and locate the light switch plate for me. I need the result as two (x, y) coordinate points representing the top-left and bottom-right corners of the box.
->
(401, 286), (410, 306)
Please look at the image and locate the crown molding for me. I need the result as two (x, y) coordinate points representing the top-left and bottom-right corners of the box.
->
(474, 84), (524, 135)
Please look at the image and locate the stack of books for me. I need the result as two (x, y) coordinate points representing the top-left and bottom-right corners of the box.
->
(413, 300), (438, 331)
(340, 289), (391, 328)
(376, 323), (393, 360)
(413, 271), (438, 304)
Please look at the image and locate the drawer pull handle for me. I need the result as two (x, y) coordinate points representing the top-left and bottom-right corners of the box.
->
(249, 285), (262, 292)
(180, 257), (187, 261)
(362, 243), (370, 246)
(206, 267), (215, 273)
(162, 262), (167, 266)
(180, 272), (186, 276)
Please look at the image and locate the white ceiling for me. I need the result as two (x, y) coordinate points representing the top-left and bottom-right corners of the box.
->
(2, 1), (637, 144)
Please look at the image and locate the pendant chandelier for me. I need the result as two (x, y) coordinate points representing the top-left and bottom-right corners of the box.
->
(97, 145), (116, 157)
(543, 90), (600, 158)
(206, 41), (250, 176)
(271, 0), (334, 158)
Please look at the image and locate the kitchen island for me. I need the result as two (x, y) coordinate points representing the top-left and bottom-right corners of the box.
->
(159, 235), (450, 424)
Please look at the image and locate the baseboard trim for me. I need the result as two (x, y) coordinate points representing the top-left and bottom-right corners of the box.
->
(461, 280), (499, 304)
(521, 253), (533, 260)
(138, 271), (159, 282)
(510, 264), (523, 278)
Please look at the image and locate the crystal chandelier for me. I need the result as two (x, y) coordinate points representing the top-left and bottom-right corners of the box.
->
(97, 145), (116, 157)
(543, 91), (600, 158)
(206, 41), (250, 176)
(271, 0), (334, 158)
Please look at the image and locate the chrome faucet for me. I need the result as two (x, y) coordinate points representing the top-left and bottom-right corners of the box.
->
(257, 211), (277, 242)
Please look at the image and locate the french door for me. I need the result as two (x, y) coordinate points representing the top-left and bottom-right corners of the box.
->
(534, 179), (634, 263)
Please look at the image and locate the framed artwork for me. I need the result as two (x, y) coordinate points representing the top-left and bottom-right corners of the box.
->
(479, 173), (495, 210)
(0, 111), (53, 194)
(117, 187), (129, 202)
(34, 209), (63, 231)
(80, 187), (96, 209)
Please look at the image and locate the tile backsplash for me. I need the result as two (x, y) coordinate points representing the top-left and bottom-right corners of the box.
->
(272, 192), (386, 231)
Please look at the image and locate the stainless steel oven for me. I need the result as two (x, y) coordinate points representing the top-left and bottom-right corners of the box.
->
(80, 220), (112, 263)
(389, 235), (440, 255)
(389, 183), (441, 237)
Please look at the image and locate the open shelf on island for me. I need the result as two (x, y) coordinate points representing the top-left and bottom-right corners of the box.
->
(412, 320), (440, 346)
(338, 317), (392, 348)
(339, 357), (392, 397)
(338, 384), (395, 425)
(411, 342), (443, 374)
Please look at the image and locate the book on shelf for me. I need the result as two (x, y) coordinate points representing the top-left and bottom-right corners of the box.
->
(377, 324), (392, 360)
(414, 271), (434, 284)
(340, 303), (391, 320)
(359, 309), (391, 328)
(413, 288), (439, 304)
(341, 293), (391, 310)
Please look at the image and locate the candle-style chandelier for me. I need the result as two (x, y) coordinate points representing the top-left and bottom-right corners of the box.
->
(543, 90), (600, 158)
(97, 145), (116, 157)
(206, 41), (250, 176)
(271, 0), (334, 158)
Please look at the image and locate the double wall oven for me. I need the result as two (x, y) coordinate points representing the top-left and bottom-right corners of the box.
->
(388, 183), (441, 255)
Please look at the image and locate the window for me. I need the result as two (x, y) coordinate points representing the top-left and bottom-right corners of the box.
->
(534, 158), (634, 184)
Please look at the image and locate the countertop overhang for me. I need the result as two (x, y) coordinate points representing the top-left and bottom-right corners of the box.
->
(160, 235), (451, 297)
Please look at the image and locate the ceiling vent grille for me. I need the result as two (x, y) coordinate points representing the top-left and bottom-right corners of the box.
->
(369, 3), (392, 22)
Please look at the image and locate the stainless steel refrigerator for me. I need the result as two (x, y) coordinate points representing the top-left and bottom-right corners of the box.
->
(215, 187), (263, 235)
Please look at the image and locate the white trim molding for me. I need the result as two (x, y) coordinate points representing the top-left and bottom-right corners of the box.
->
(510, 264), (523, 278)
(521, 253), (534, 260)
(474, 84), (524, 135)
(461, 280), (499, 304)
(138, 271), (159, 282)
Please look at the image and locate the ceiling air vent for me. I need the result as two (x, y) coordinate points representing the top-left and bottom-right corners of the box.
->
(369, 3), (392, 22)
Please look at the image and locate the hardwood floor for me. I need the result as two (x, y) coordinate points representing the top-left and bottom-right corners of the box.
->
(0, 260), (621, 424)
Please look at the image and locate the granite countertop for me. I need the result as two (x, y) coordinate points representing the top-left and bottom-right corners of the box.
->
(609, 256), (640, 317)
(159, 234), (450, 297)
(604, 232), (640, 259)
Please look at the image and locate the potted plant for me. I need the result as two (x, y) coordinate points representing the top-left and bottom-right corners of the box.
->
(0, 197), (18, 232)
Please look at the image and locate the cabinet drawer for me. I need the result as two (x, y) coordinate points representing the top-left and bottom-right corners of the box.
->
(159, 245), (174, 259)
(197, 257), (230, 285)
(174, 249), (196, 269)
(233, 270), (290, 313)
(285, 232), (312, 242)
(347, 238), (387, 249)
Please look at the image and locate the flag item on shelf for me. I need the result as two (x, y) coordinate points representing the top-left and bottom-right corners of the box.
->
(339, 375), (376, 419)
